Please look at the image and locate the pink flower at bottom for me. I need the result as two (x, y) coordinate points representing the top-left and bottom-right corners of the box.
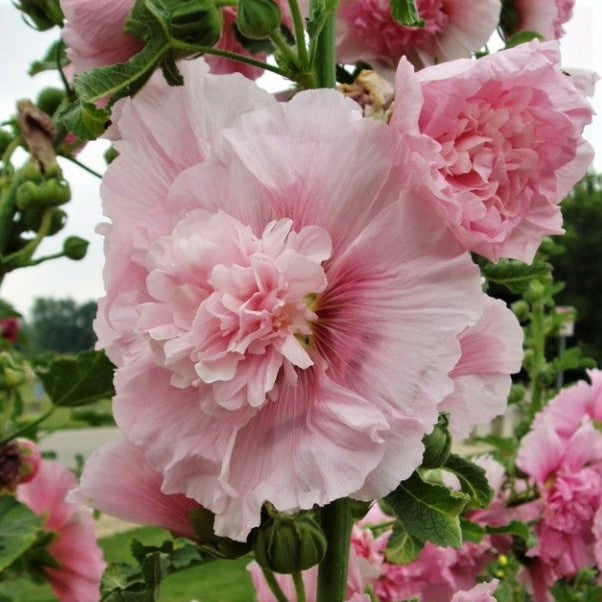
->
(99, 60), (486, 541)
(451, 580), (499, 602)
(393, 41), (594, 263)
(16, 461), (105, 602)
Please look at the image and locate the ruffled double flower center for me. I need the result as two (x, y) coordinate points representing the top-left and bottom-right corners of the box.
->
(140, 211), (332, 412)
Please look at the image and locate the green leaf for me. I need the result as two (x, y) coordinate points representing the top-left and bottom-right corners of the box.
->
(485, 520), (536, 549)
(29, 40), (68, 76)
(390, 0), (424, 27)
(74, 37), (169, 104)
(481, 259), (552, 294)
(443, 455), (493, 509)
(59, 101), (111, 141)
(0, 496), (43, 570)
(384, 472), (469, 549)
(385, 521), (423, 565)
(551, 347), (596, 374)
(504, 30), (545, 49)
(460, 519), (485, 544)
(37, 350), (115, 407)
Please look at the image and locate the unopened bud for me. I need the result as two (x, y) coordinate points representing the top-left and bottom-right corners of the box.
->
(15, 0), (63, 30)
(254, 514), (327, 574)
(237, 0), (281, 40)
(0, 318), (20, 344)
(15, 439), (41, 484)
(36, 87), (65, 117)
(0, 130), (12, 156)
(170, 0), (223, 46)
(421, 414), (451, 469)
(0, 352), (26, 389)
(16, 179), (71, 211)
(63, 236), (89, 260)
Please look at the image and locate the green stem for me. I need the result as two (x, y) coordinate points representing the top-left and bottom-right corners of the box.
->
(0, 176), (21, 256)
(529, 300), (545, 417)
(62, 155), (102, 179)
(292, 572), (306, 602)
(311, 6), (337, 88)
(287, 0), (309, 69)
(1, 138), (21, 172)
(0, 390), (14, 439)
(171, 40), (291, 78)
(2, 207), (53, 269)
(0, 406), (54, 446)
(214, 0), (237, 6)
(260, 566), (289, 602)
(317, 498), (353, 602)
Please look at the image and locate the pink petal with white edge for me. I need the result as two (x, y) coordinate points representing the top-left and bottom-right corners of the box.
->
(72, 436), (198, 539)
(440, 297), (524, 438)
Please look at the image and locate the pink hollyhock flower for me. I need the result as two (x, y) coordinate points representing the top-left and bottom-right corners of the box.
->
(512, 0), (575, 40)
(0, 317), (19, 344)
(337, 0), (501, 69)
(72, 437), (199, 539)
(564, 68), (600, 98)
(16, 461), (105, 602)
(392, 41), (594, 263)
(451, 580), (499, 602)
(60, 0), (142, 74)
(97, 59), (485, 541)
(532, 369), (602, 439)
(439, 297), (524, 438)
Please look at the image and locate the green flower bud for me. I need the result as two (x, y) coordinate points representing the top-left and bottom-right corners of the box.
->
(16, 179), (71, 211)
(0, 353), (26, 389)
(253, 514), (327, 574)
(104, 146), (119, 165)
(0, 130), (12, 156)
(170, 0), (223, 46)
(36, 87), (65, 117)
(63, 236), (89, 260)
(511, 300), (529, 321)
(421, 414), (452, 469)
(15, 0), (63, 30)
(237, 0), (281, 40)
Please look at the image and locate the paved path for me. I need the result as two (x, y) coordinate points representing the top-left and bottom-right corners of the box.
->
(39, 426), (119, 467)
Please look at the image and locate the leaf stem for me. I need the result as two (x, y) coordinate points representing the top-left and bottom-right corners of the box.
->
(317, 498), (353, 602)
(270, 29), (300, 70)
(260, 566), (289, 602)
(287, 0), (309, 69)
(61, 155), (102, 179)
(0, 406), (54, 446)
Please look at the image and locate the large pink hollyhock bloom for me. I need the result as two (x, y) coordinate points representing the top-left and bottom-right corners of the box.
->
(336, 0), (501, 69)
(97, 59), (485, 541)
(439, 297), (524, 438)
(16, 461), (105, 602)
(513, 0), (575, 40)
(60, 0), (142, 74)
(392, 41), (594, 264)
(72, 437), (199, 539)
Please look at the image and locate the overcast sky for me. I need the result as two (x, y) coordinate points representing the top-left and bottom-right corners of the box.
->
(0, 0), (600, 317)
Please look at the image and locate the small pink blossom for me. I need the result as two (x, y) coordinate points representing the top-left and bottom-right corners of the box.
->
(393, 41), (594, 263)
(0, 317), (19, 344)
(60, 0), (142, 74)
(98, 60), (486, 541)
(17, 461), (105, 602)
(513, 0), (575, 40)
(72, 437), (199, 540)
(337, 0), (501, 69)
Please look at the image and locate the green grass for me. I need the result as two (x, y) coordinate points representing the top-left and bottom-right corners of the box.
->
(2, 527), (257, 602)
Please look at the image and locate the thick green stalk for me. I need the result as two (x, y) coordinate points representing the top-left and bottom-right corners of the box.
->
(312, 8), (337, 88)
(529, 300), (546, 416)
(292, 571), (306, 602)
(287, 0), (309, 70)
(316, 498), (353, 602)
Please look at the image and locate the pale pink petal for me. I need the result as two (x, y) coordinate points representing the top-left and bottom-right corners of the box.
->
(73, 437), (198, 539)
(440, 297), (524, 438)
(60, 0), (141, 74)
(516, 416), (565, 483)
(515, 0), (575, 39)
(451, 580), (499, 602)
